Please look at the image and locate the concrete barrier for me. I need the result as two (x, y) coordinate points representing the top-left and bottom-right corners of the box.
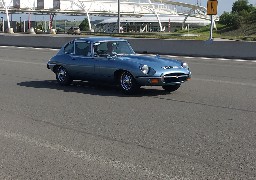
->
(0, 34), (73, 49)
(128, 39), (256, 60)
(0, 33), (256, 59)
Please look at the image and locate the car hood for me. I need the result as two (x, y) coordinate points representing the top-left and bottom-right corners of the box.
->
(117, 54), (183, 68)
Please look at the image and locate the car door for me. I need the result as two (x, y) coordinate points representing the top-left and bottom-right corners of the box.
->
(93, 41), (118, 82)
(68, 41), (95, 80)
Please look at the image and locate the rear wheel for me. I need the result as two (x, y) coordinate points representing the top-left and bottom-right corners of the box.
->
(162, 84), (180, 92)
(119, 71), (139, 94)
(55, 66), (73, 86)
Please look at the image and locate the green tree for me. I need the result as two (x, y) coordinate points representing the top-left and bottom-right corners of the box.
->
(232, 0), (254, 15)
(248, 9), (256, 22)
(219, 12), (231, 25)
(36, 23), (43, 30)
(79, 18), (89, 31)
(219, 12), (241, 29)
(218, 0), (256, 34)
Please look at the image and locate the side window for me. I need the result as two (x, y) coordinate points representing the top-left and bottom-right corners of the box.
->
(97, 42), (108, 52)
(75, 42), (91, 57)
(115, 41), (131, 54)
(93, 41), (134, 56)
(64, 42), (74, 54)
(94, 42), (116, 56)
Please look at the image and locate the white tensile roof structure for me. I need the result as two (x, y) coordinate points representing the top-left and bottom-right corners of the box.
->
(0, 0), (218, 31)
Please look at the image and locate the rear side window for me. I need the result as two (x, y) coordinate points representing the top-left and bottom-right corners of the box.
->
(64, 42), (74, 54)
(75, 41), (91, 57)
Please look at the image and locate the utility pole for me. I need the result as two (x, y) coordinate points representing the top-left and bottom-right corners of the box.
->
(1, 17), (3, 32)
(19, 17), (21, 32)
(117, 0), (120, 33)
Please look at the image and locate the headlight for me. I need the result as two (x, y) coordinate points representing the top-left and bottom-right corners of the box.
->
(182, 62), (189, 69)
(140, 65), (149, 74)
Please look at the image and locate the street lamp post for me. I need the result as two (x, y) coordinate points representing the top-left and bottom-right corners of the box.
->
(1, 17), (3, 32)
(64, 20), (67, 33)
(117, 0), (120, 33)
(19, 17), (21, 32)
(1, 17), (4, 32)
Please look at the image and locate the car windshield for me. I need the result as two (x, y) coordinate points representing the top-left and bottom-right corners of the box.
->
(93, 41), (135, 56)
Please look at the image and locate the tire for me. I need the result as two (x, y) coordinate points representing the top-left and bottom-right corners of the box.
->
(119, 71), (139, 94)
(55, 66), (73, 86)
(162, 84), (180, 92)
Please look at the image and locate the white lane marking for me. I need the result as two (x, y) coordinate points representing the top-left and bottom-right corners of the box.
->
(234, 59), (248, 62)
(167, 55), (178, 58)
(217, 58), (230, 61)
(0, 46), (59, 51)
(195, 57), (252, 63)
(0, 130), (176, 180)
(0, 58), (45, 65)
(193, 78), (256, 87)
(253, 61), (256, 63)
(183, 57), (194, 59)
(201, 57), (212, 60)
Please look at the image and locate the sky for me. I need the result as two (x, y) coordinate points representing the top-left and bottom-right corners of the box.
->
(1, 0), (256, 21)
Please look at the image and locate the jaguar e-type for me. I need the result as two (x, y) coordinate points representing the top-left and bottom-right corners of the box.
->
(47, 37), (191, 94)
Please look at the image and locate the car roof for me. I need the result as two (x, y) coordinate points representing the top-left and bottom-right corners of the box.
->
(74, 37), (126, 43)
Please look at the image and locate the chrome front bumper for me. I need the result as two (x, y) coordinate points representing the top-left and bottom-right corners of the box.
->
(47, 63), (56, 71)
(136, 72), (191, 86)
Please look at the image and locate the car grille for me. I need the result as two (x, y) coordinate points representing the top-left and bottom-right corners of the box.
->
(164, 73), (185, 76)
(163, 73), (189, 83)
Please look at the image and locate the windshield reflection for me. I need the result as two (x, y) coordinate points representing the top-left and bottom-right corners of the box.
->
(93, 41), (135, 57)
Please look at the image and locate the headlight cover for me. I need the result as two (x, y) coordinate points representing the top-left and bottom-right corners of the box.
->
(140, 64), (149, 74)
(181, 62), (189, 69)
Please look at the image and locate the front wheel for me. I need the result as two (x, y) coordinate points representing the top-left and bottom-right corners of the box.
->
(119, 71), (139, 94)
(56, 66), (73, 86)
(162, 84), (180, 92)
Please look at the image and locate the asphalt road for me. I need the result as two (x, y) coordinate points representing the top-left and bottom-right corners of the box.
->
(0, 46), (256, 179)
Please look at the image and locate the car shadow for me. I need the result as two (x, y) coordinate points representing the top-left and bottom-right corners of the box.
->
(17, 80), (171, 97)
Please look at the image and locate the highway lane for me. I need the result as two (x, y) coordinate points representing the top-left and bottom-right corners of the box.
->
(0, 46), (256, 179)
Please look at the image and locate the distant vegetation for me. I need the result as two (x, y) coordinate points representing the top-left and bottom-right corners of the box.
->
(79, 18), (90, 31)
(217, 0), (256, 39)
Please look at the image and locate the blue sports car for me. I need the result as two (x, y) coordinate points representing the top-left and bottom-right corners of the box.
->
(47, 37), (191, 94)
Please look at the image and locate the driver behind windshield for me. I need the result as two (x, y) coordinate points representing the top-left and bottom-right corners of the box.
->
(94, 41), (133, 57)
(106, 42), (115, 55)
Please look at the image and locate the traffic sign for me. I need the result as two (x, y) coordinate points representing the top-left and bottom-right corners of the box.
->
(207, 0), (218, 15)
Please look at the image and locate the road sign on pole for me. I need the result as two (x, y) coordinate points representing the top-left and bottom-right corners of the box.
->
(207, 0), (218, 41)
(207, 0), (218, 15)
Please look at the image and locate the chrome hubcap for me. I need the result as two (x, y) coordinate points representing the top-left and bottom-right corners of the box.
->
(57, 68), (66, 82)
(121, 73), (133, 91)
